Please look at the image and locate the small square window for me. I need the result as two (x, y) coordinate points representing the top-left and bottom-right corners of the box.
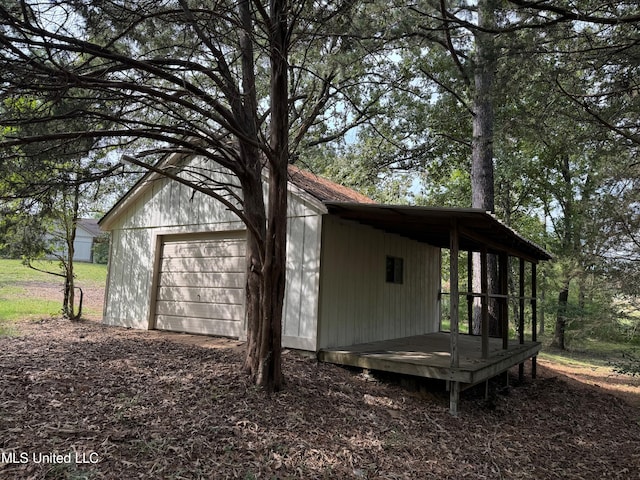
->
(386, 256), (404, 284)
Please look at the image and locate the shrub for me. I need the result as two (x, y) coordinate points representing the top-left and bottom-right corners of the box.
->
(611, 350), (640, 377)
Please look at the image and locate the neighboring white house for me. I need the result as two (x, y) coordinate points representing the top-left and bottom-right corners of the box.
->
(98, 154), (442, 352)
(47, 218), (103, 263)
(74, 219), (103, 262)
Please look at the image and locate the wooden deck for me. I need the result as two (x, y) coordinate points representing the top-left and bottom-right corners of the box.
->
(318, 332), (541, 387)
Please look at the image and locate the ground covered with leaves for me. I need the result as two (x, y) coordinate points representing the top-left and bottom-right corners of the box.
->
(1, 318), (639, 479)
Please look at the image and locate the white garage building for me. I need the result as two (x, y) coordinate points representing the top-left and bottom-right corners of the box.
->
(100, 153), (553, 413)
(98, 154), (442, 351)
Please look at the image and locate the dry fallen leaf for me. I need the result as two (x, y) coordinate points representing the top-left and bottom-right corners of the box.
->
(0, 317), (638, 480)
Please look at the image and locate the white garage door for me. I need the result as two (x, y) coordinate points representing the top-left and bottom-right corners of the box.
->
(154, 232), (246, 337)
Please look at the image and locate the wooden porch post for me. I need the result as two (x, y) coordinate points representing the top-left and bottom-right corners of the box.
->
(519, 258), (526, 382)
(499, 252), (509, 350)
(449, 220), (460, 416)
(481, 247), (489, 359)
(467, 252), (473, 334)
(531, 263), (538, 379)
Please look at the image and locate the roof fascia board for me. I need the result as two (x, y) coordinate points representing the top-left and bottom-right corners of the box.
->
(259, 165), (328, 215)
(285, 178), (328, 214)
(75, 224), (95, 237)
(458, 225), (541, 263)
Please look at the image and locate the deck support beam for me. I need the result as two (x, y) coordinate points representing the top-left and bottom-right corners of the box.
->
(467, 252), (473, 334)
(499, 252), (509, 350)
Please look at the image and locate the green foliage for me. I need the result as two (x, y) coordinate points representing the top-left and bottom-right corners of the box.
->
(92, 235), (110, 264)
(611, 350), (640, 377)
(415, 168), (471, 208)
(0, 209), (50, 259)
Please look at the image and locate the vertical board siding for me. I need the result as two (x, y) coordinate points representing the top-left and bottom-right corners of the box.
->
(103, 228), (154, 329)
(104, 156), (324, 350)
(318, 216), (440, 349)
(282, 214), (322, 344)
(73, 237), (93, 262)
(283, 218), (303, 337)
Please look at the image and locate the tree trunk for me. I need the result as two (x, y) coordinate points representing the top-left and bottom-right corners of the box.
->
(241, 0), (288, 392)
(257, 0), (289, 391)
(63, 184), (81, 320)
(552, 154), (574, 349)
(242, 164), (268, 381)
(553, 280), (570, 349)
(241, 154), (286, 393)
(471, 0), (498, 336)
(539, 281), (546, 335)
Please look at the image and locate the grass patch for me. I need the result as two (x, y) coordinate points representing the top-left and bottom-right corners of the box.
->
(0, 258), (107, 326)
(0, 296), (60, 322)
(539, 350), (606, 369)
(568, 336), (638, 356)
(0, 258), (107, 287)
(539, 332), (638, 370)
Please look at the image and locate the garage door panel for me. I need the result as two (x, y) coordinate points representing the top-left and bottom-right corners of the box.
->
(160, 256), (244, 274)
(154, 233), (247, 337)
(162, 241), (245, 258)
(157, 286), (244, 305)
(158, 271), (245, 289)
(155, 315), (242, 337)
(156, 300), (244, 320)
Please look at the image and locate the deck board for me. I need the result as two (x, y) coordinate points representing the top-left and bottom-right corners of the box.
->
(318, 332), (541, 385)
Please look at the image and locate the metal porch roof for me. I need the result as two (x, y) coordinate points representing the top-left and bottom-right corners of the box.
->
(324, 203), (552, 263)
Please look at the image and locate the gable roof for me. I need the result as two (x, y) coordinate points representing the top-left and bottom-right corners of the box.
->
(77, 218), (102, 237)
(98, 153), (374, 229)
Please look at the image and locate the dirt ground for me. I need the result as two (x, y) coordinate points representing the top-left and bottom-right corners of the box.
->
(1, 317), (639, 480)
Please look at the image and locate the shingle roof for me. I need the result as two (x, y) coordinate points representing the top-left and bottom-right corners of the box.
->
(288, 164), (375, 204)
(77, 218), (102, 237)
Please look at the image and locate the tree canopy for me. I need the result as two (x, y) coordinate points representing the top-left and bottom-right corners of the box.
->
(1, 0), (639, 371)
(0, 0), (395, 389)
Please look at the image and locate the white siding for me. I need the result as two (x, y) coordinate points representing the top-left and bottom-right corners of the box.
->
(103, 157), (324, 350)
(103, 228), (154, 329)
(73, 228), (94, 262)
(317, 215), (441, 349)
(282, 214), (322, 350)
(45, 226), (95, 262)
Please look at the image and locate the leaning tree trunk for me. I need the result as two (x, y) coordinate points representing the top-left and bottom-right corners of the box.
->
(471, 0), (499, 336)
